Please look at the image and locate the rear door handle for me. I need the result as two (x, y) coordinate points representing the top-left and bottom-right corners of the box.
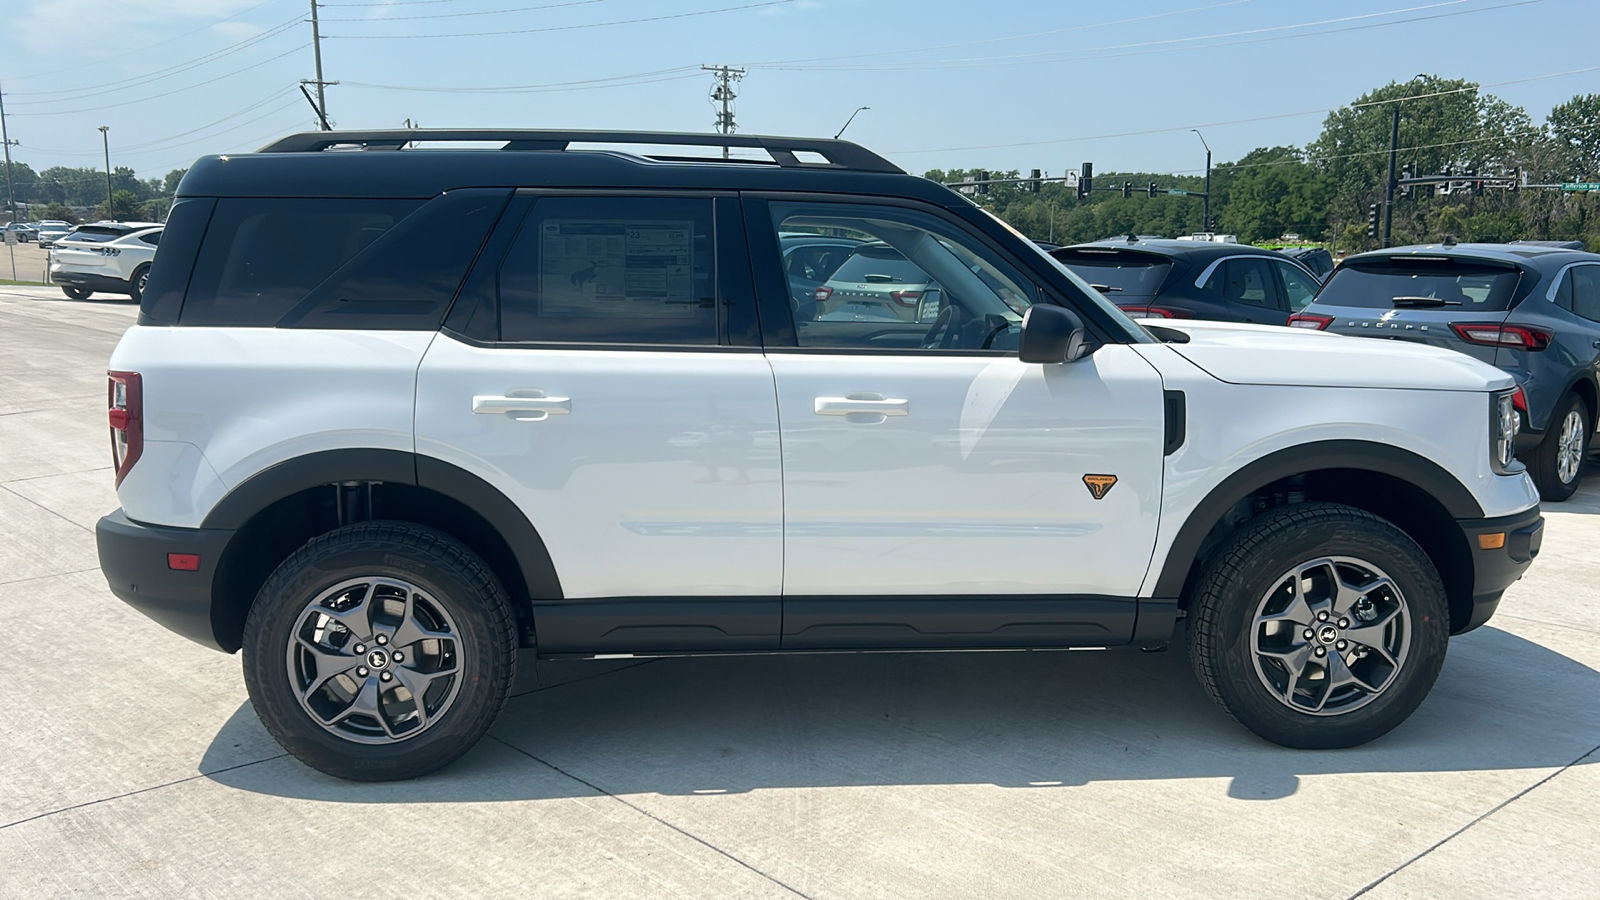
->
(814, 394), (909, 416)
(473, 391), (571, 419)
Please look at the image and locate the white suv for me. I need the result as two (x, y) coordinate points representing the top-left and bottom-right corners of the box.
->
(50, 222), (163, 301)
(95, 130), (1544, 781)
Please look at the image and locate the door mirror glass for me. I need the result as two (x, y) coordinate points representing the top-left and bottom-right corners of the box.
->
(916, 287), (944, 323)
(1019, 304), (1092, 363)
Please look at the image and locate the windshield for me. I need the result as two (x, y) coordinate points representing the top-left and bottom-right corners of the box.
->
(1050, 250), (1172, 295)
(1316, 258), (1522, 310)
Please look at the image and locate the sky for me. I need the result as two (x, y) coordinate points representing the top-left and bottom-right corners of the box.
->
(1, 0), (1596, 184)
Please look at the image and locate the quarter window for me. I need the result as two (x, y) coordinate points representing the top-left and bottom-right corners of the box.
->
(1276, 261), (1319, 312)
(1207, 258), (1280, 309)
(496, 197), (719, 345)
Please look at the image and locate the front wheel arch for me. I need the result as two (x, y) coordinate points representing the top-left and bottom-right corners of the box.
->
(1152, 441), (1482, 631)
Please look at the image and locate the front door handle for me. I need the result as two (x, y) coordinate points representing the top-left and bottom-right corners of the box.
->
(473, 391), (571, 419)
(814, 394), (909, 416)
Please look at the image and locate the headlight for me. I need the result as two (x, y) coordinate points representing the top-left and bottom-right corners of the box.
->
(1490, 389), (1521, 474)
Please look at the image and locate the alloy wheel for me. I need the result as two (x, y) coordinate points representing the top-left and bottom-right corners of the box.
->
(1249, 556), (1410, 716)
(285, 576), (463, 744)
(1556, 409), (1586, 485)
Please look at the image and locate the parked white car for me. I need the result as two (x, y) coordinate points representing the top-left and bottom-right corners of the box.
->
(96, 128), (1544, 781)
(50, 223), (163, 301)
(35, 220), (73, 247)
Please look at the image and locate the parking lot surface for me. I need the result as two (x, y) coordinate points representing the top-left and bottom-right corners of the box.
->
(1, 283), (1597, 899)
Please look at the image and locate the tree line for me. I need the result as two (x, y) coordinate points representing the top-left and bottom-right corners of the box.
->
(930, 76), (1600, 252)
(2, 162), (187, 224)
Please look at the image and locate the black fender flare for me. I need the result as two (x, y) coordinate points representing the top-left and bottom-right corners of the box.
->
(202, 448), (562, 600)
(1149, 440), (1484, 599)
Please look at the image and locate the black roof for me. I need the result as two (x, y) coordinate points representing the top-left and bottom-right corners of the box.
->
(1054, 237), (1303, 264)
(1340, 242), (1600, 273)
(175, 128), (953, 202)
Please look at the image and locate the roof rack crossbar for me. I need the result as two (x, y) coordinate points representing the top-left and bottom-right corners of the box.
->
(256, 129), (903, 174)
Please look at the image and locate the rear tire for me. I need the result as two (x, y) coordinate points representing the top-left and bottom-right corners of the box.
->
(242, 522), (518, 781)
(62, 287), (91, 300)
(1187, 502), (1449, 749)
(1524, 393), (1589, 502)
(128, 265), (150, 304)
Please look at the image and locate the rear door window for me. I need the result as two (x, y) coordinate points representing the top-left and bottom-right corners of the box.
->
(1315, 258), (1522, 310)
(495, 195), (720, 345)
(1050, 250), (1171, 297)
(1275, 261), (1320, 312)
(1207, 257), (1282, 310)
(1571, 265), (1600, 322)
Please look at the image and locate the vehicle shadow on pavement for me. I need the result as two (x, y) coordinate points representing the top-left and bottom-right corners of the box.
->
(203, 623), (1600, 802)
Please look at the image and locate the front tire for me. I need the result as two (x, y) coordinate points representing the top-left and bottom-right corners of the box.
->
(1187, 503), (1449, 749)
(62, 287), (92, 300)
(242, 522), (517, 780)
(1524, 393), (1589, 502)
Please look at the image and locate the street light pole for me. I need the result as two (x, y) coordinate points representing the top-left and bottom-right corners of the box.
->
(1192, 128), (1211, 229)
(98, 125), (112, 220)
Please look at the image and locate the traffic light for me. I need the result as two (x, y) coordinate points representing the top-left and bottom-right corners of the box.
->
(1077, 162), (1093, 199)
(1206, 215), (1219, 231)
(1510, 167), (1520, 193)
(1148, 181), (1159, 198)
(1028, 168), (1042, 193)
(1122, 181), (1133, 198)
(1467, 168), (1483, 195)
(1366, 203), (1381, 239)
(976, 170), (989, 196)
(1399, 168), (1412, 199)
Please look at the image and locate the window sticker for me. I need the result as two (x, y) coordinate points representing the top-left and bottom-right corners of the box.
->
(538, 219), (697, 318)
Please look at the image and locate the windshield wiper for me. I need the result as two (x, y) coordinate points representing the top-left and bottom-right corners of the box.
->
(1088, 283), (1124, 293)
(1391, 295), (1461, 307)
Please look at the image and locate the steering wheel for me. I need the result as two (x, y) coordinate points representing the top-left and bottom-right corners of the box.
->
(921, 302), (953, 349)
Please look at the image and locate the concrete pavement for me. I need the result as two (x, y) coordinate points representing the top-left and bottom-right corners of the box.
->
(0, 284), (1595, 899)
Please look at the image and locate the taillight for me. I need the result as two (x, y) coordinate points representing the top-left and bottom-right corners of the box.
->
(1287, 313), (1333, 330)
(813, 286), (832, 302)
(1511, 385), (1528, 413)
(890, 290), (922, 306)
(108, 371), (143, 487)
(1120, 305), (1168, 318)
(1450, 323), (1553, 350)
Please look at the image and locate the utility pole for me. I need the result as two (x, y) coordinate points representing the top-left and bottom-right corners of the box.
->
(701, 64), (745, 159)
(0, 81), (17, 225)
(304, 1), (336, 130)
(1192, 129), (1211, 231)
(98, 126), (113, 220)
(1382, 103), (1399, 248)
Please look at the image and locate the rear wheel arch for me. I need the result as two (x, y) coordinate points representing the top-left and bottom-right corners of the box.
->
(206, 449), (559, 652)
(1154, 441), (1482, 633)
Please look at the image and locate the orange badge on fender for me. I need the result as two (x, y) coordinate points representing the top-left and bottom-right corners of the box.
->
(1083, 474), (1118, 500)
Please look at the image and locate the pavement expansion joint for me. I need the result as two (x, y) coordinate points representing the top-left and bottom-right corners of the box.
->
(1347, 741), (1600, 899)
(0, 754), (290, 832)
(487, 735), (816, 899)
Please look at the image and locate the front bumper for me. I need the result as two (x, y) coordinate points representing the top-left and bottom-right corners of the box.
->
(96, 509), (234, 651)
(1454, 505), (1543, 633)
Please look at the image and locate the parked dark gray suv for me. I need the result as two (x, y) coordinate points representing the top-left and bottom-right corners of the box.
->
(1293, 242), (1600, 500)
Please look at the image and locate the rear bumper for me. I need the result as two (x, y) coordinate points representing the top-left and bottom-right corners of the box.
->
(96, 509), (233, 651)
(50, 269), (132, 293)
(1454, 505), (1543, 633)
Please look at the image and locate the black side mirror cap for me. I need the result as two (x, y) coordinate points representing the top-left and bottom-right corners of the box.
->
(1019, 304), (1094, 363)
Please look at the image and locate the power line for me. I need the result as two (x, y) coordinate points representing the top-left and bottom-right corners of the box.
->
(756, 0), (1541, 72)
(325, 0), (794, 38)
(6, 15), (304, 100)
(3, 0), (287, 84)
(342, 67), (703, 94)
(9, 46), (304, 117)
(702, 64), (746, 159)
(320, 0), (610, 21)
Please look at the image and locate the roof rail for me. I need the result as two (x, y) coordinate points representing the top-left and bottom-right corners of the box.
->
(255, 129), (904, 174)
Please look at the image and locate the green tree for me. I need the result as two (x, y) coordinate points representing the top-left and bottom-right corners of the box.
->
(97, 190), (140, 222)
(1212, 147), (1331, 242)
(1545, 94), (1600, 180)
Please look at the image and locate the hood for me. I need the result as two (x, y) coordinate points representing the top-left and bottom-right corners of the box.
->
(1148, 319), (1514, 392)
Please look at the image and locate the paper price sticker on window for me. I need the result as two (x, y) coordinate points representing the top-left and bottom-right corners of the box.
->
(540, 219), (696, 318)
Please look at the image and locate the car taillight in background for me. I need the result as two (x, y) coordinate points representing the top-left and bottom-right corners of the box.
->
(108, 371), (142, 487)
(1118, 305), (1194, 319)
(813, 286), (833, 302)
(1287, 313), (1334, 330)
(889, 290), (922, 307)
(1450, 323), (1553, 350)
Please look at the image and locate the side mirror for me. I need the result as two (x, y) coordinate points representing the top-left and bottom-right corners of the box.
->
(1019, 304), (1093, 364)
(916, 288), (944, 323)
